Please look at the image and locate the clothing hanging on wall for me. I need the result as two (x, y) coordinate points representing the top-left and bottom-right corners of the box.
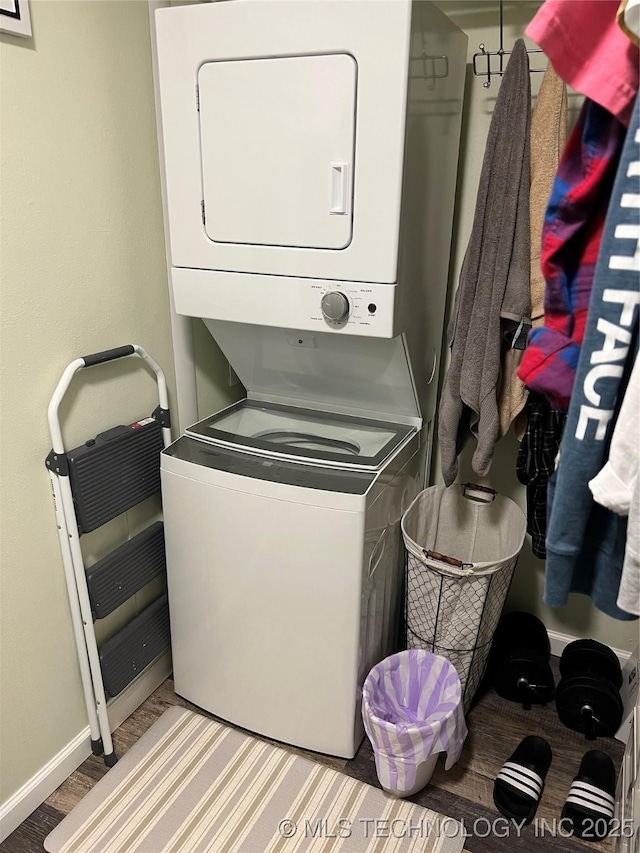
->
(439, 39), (531, 487)
(500, 63), (567, 440)
(526, 0), (639, 127)
(543, 94), (640, 621)
(589, 354), (639, 516)
(517, 100), (626, 411)
(527, 65), (568, 332)
(589, 354), (639, 616)
(516, 393), (566, 559)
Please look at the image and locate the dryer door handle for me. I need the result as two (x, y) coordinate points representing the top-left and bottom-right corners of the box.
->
(329, 162), (350, 215)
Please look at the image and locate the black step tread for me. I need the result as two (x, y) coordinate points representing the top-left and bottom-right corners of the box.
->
(100, 594), (170, 698)
(86, 523), (166, 619)
(67, 419), (163, 533)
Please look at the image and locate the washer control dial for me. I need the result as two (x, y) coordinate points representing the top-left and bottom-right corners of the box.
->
(321, 291), (350, 324)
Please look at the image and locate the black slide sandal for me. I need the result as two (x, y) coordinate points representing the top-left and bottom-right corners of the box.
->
(561, 750), (616, 841)
(493, 736), (552, 825)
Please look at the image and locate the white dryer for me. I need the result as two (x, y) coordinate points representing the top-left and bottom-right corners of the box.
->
(153, 0), (468, 432)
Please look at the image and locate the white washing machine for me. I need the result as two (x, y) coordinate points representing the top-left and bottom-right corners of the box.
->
(161, 398), (420, 758)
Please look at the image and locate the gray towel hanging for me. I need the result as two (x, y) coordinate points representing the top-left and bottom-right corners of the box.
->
(439, 39), (531, 486)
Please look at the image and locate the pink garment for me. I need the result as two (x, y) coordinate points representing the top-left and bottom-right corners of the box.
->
(526, 0), (639, 126)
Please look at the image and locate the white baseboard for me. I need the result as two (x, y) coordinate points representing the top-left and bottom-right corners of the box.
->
(547, 629), (632, 667)
(0, 652), (171, 843)
(0, 729), (90, 846)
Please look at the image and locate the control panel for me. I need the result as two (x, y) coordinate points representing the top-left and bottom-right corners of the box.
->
(312, 283), (391, 332)
(172, 268), (396, 338)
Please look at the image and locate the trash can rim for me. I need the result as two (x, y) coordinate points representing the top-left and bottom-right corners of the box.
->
(364, 648), (459, 672)
(362, 650), (463, 734)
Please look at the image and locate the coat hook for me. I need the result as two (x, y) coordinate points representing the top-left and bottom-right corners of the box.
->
(472, 2), (545, 87)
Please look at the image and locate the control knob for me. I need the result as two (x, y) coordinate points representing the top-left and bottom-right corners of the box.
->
(320, 291), (350, 324)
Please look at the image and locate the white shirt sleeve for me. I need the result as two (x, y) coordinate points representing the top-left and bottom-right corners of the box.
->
(589, 355), (639, 516)
(617, 475), (640, 616)
(589, 354), (639, 616)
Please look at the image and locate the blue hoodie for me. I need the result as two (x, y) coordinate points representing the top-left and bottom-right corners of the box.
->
(544, 95), (640, 620)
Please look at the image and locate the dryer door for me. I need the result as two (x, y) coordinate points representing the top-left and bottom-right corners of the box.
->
(154, 0), (412, 283)
(199, 55), (355, 251)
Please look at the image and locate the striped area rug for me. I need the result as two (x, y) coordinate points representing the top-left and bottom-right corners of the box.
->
(45, 707), (465, 853)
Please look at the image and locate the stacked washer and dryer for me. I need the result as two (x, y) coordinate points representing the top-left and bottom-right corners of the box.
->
(152, 0), (467, 758)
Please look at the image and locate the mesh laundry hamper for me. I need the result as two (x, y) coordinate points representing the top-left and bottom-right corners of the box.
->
(401, 483), (526, 711)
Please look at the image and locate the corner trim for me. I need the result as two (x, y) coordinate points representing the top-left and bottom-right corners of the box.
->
(0, 652), (171, 843)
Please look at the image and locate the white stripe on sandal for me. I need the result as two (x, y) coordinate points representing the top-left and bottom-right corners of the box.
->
(501, 762), (544, 791)
(565, 782), (615, 818)
(496, 767), (542, 801)
(569, 781), (615, 805)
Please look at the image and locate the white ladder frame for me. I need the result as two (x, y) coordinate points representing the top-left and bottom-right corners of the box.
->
(46, 345), (171, 765)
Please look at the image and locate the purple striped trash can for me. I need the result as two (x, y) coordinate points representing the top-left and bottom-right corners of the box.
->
(362, 650), (467, 797)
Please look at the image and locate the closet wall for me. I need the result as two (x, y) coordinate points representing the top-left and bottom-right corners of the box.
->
(0, 0), (181, 814)
(433, 0), (638, 654)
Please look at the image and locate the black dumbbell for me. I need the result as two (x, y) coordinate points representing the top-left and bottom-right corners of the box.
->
(490, 612), (555, 709)
(555, 639), (623, 740)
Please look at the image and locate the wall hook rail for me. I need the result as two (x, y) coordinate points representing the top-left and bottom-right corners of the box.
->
(472, 0), (545, 88)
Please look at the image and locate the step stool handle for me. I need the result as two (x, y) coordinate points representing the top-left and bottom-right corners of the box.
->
(82, 345), (135, 366)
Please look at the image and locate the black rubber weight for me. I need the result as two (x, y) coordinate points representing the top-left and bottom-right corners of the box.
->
(493, 735), (552, 825)
(493, 612), (551, 657)
(555, 675), (624, 738)
(494, 648), (555, 704)
(560, 640), (623, 689)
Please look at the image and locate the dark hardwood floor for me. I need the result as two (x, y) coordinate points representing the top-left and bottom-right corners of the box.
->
(2, 661), (625, 853)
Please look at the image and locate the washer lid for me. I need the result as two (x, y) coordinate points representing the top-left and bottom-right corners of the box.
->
(203, 320), (423, 427)
(185, 399), (415, 471)
(163, 436), (376, 496)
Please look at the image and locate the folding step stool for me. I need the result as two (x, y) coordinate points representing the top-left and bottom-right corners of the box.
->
(46, 345), (172, 766)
